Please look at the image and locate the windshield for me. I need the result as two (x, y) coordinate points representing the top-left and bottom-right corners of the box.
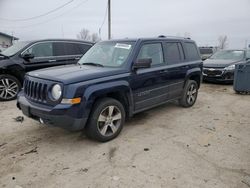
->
(78, 41), (134, 67)
(1, 41), (30, 57)
(210, 50), (244, 61)
(199, 48), (213, 54)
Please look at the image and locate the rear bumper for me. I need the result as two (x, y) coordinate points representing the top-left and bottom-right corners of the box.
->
(17, 93), (88, 131)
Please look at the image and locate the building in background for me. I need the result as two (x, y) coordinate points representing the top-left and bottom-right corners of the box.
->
(0, 32), (19, 49)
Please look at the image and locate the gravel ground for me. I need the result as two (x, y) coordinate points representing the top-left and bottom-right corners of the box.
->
(0, 83), (250, 188)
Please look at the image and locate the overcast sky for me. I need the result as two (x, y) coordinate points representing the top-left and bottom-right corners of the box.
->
(0, 0), (250, 48)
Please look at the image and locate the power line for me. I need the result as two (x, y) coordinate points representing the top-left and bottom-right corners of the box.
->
(0, 0), (89, 29)
(0, 0), (74, 22)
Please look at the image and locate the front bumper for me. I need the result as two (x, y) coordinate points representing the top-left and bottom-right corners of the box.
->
(17, 93), (88, 131)
(202, 68), (234, 83)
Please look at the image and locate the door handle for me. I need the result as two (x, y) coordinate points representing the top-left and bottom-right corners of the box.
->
(75, 57), (81, 60)
(160, 70), (168, 73)
(48, 59), (56, 62)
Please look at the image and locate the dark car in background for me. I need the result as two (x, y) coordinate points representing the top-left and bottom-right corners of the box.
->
(0, 39), (93, 101)
(203, 49), (250, 83)
(199, 47), (215, 60)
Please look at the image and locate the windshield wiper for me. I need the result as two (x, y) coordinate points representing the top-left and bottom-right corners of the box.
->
(81, 62), (104, 67)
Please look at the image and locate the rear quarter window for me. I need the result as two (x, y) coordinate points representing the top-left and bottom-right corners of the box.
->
(185, 42), (200, 61)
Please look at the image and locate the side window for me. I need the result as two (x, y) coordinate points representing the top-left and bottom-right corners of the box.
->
(24, 42), (53, 58)
(246, 50), (250, 59)
(64, 43), (81, 56)
(53, 42), (65, 56)
(77, 43), (92, 54)
(137, 43), (164, 66)
(184, 42), (200, 61)
(165, 42), (181, 64)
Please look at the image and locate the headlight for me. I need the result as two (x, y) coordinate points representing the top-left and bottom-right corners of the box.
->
(224, 64), (235, 70)
(51, 84), (62, 101)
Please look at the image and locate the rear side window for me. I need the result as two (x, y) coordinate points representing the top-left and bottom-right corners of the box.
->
(137, 43), (164, 66)
(164, 42), (182, 64)
(53, 42), (88, 56)
(77, 43), (92, 54)
(53, 42), (65, 56)
(64, 43), (81, 55)
(185, 42), (200, 61)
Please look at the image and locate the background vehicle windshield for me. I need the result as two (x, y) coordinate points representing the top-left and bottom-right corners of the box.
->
(78, 41), (134, 67)
(210, 50), (244, 61)
(1, 41), (29, 57)
(199, 48), (213, 54)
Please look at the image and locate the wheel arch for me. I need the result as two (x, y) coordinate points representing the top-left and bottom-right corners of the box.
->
(185, 68), (202, 88)
(0, 66), (24, 86)
(84, 81), (133, 119)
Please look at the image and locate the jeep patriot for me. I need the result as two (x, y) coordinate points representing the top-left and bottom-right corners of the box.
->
(17, 37), (203, 142)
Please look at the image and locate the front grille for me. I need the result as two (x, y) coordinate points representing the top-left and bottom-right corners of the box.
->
(203, 68), (223, 76)
(24, 79), (48, 103)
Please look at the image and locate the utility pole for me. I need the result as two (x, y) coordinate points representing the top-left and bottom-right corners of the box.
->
(108, 0), (111, 39)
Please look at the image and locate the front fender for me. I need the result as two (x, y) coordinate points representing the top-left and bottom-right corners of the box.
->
(83, 80), (133, 118)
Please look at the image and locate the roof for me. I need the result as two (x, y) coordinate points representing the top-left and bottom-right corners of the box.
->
(0, 32), (19, 40)
(23, 38), (94, 45)
(107, 36), (195, 43)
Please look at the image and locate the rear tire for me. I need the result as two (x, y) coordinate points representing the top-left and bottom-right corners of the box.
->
(85, 98), (125, 142)
(179, 80), (198, 107)
(0, 74), (21, 101)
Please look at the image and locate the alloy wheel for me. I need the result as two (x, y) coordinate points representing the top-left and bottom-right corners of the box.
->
(186, 83), (197, 105)
(97, 105), (122, 137)
(0, 78), (19, 100)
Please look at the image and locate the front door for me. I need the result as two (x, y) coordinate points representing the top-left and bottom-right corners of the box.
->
(22, 41), (62, 72)
(130, 42), (170, 112)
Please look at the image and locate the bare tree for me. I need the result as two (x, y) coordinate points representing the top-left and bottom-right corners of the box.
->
(77, 28), (101, 42)
(77, 28), (91, 41)
(218, 35), (228, 49)
(91, 33), (101, 42)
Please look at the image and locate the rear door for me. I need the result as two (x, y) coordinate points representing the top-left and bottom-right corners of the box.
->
(53, 42), (93, 65)
(162, 41), (186, 99)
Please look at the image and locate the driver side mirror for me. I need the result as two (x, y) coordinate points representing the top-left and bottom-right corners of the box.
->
(133, 58), (152, 70)
(22, 53), (35, 60)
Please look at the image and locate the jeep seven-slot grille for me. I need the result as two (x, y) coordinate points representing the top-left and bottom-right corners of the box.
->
(24, 79), (48, 102)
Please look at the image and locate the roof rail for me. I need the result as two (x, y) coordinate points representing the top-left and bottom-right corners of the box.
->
(158, 35), (191, 40)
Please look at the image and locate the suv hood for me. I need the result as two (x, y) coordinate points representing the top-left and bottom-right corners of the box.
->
(28, 64), (128, 84)
(203, 59), (243, 68)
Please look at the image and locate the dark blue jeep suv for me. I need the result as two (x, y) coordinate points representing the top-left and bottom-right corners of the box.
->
(17, 37), (203, 142)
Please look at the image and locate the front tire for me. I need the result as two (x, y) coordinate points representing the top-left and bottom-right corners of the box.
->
(0, 74), (21, 101)
(179, 80), (198, 107)
(85, 98), (125, 142)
